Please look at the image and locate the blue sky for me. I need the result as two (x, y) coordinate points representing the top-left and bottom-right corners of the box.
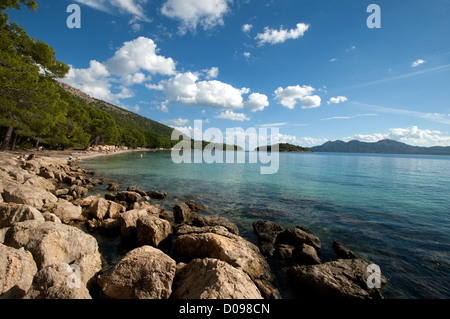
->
(7, 0), (450, 146)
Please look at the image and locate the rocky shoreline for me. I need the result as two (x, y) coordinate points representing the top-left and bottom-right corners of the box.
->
(0, 152), (386, 299)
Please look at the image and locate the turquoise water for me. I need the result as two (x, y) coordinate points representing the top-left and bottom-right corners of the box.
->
(82, 151), (450, 299)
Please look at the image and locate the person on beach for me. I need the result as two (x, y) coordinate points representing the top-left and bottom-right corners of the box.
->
(140, 154), (143, 158)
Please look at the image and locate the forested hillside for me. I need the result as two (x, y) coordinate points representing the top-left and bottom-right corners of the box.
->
(0, 1), (181, 151)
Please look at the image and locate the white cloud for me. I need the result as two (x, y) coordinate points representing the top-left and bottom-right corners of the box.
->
(60, 37), (175, 105)
(202, 67), (219, 79)
(244, 93), (269, 112)
(243, 52), (251, 59)
(327, 96), (348, 105)
(216, 111), (250, 122)
(329, 58), (338, 62)
(74, 0), (150, 22)
(105, 37), (176, 76)
(148, 71), (267, 112)
(161, 0), (231, 33)
(255, 22), (310, 45)
(345, 126), (450, 146)
(242, 24), (253, 32)
(166, 117), (190, 126)
(274, 85), (321, 109)
(412, 59), (425, 67)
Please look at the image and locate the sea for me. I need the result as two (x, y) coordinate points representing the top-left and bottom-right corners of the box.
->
(81, 150), (450, 299)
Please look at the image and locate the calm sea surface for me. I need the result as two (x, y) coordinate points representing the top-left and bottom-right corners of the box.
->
(81, 151), (450, 299)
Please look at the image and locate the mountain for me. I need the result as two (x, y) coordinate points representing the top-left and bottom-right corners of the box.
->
(310, 139), (450, 155)
(255, 143), (312, 152)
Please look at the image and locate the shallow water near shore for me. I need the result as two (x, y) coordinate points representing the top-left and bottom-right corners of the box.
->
(81, 150), (450, 299)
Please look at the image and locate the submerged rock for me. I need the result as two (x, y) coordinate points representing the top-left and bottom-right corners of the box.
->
(332, 241), (358, 259)
(252, 220), (285, 257)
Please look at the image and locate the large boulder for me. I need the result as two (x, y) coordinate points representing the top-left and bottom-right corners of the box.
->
(0, 244), (37, 299)
(2, 182), (57, 210)
(98, 246), (176, 299)
(48, 199), (83, 223)
(287, 258), (386, 299)
(89, 198), (125, 220)
(173, 258), (263, 299)
(24, 263), (92, 299)
(118, 209), (148, 241)
(136, 215), (172, 247)
(174, 225), (271, 282)
(23, 175), (56, 193)
(3, 221), (102, 284)
(0, 203), (45, 228)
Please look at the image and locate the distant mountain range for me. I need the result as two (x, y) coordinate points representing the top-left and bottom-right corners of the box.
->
(310, 139), (450, 155)
(255, 143), (312, 152)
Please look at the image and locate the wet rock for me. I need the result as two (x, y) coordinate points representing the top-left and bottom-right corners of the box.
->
(173, 203), (196, 224)
(115, 191), (142, 204)
(252, 220), (285, 257)
(107, 183), (119, 192)
(292, 244), (321, 265)
(126, 186), (147, 197)
(185, 200), (206, 212)
(98, 245), (176, 299)
(275, 227), (321, 253)
(147, 190), (167, 200)
(0, 244), (37, 299)
(286, 258), (386, 299)
(193, 215), (239, 235)
(333, 241), (358, 259)
(173, 258), (263, 299)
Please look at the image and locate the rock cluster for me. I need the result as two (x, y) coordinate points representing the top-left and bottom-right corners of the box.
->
(0, 153), (386, 300)
(253, 220), (386, 299)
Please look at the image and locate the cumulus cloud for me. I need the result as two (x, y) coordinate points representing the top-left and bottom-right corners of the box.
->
(327, 96), (348, 105)
(60, 37), (175, 105)
(244, 93), (269, 112)
(274, 85), (321, 109)
(412, 59), (425, 67)
(345, 126), (450, 146)
(255, 22), (309, 45)
(105, 37), (176, 76)
(148, 71), (269, 112)
(161, 0), (232, 33)
(215, 110), (250, 121)
(202, 67), (219, 79)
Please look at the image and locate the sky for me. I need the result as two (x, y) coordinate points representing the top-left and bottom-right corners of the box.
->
(7, 0), (450, 147)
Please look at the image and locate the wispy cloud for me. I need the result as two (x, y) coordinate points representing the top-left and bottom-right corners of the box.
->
(339, 63), (450, 91)
(352, 101), (450, 125)
(321, 113), (378, 121)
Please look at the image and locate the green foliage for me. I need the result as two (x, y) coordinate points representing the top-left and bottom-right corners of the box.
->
(255, 143), (312, 152)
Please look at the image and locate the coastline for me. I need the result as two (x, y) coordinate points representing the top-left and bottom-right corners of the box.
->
(0, 150), (387, 300)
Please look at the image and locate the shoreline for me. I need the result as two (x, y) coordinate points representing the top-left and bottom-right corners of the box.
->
(0, 150), (387, 300)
